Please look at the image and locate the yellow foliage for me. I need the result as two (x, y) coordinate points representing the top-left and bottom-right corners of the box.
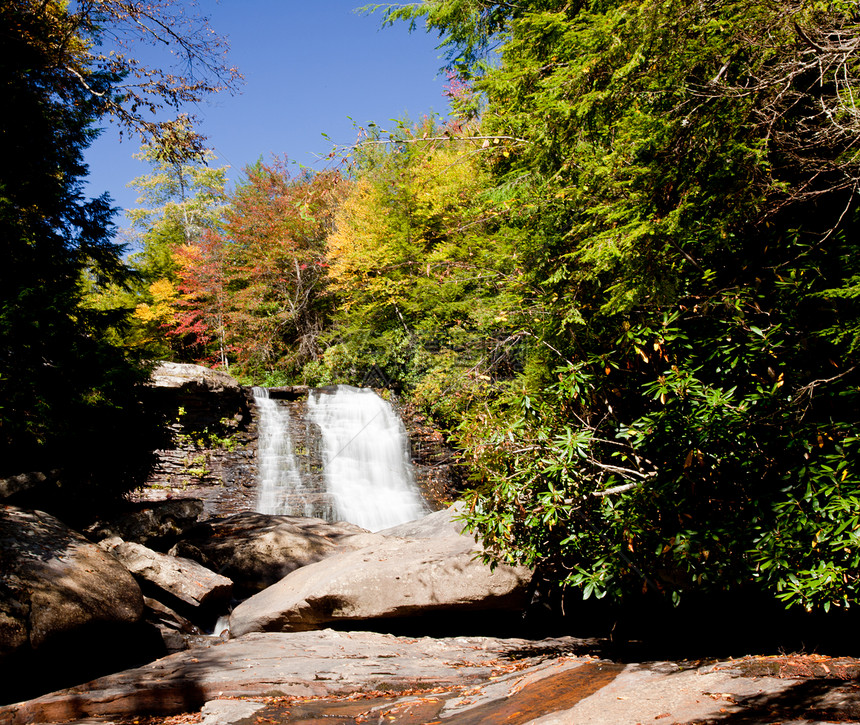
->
(133, 278), (177, 325)
(326, 137), (491, 314)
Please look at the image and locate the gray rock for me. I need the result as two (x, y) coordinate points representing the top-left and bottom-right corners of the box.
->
(0, 630), (591, 723)
(150, 362), (242, 394)
(0, 507), (144, 658)
(145, 362), (250, 436)
(200, 699), (266, 725)
(144, 597), (201, 634)
(228, 505), (532, 636)
(85, 499), (205, 549)
(378, 500), (468, 538)
(170, 512), (374, 593)
(100, 538), (232, 612)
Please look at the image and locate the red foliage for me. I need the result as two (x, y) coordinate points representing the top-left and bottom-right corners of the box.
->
(171, 157), (348, 373)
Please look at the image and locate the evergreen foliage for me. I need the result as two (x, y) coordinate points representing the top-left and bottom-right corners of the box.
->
(0, 1), (236, 512)
(381, 0), (860, 613)
(0, 1), (149, 496)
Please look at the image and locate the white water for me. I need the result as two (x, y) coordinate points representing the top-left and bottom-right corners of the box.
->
(307, 385), (428, 531)
(253, 385), (427, 531)
(253, 386), (312, 516)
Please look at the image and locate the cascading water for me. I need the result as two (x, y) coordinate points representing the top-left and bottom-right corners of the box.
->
(306, 385), (428, 531)
(252, 385), (427, 531)
(253, 386), (323, 518)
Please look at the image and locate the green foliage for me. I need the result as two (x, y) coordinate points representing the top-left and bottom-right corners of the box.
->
(320, 118), (521, 425)
(389, 0), (860, 612)
(173, 408), (242, 455)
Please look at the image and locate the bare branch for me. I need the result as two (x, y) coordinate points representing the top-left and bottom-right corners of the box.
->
(794, 365), (858, 401)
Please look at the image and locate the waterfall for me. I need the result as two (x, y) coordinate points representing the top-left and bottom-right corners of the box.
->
(253, 386), (326, 518)
(252, 385), (427, 531)
(307, 385), (428, 531)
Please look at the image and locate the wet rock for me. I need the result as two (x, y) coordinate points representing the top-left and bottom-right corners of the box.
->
(170, 511), (374, 594)
(99, 538), (232, 618)
(5, 631), (856, 725)
(398, 402), (464, 508)
(228, 505), (532, 636)
(137, 363), (256, 520)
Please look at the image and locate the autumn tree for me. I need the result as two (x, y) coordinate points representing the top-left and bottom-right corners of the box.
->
(171, 160), (346, 378)
(126, 124), (229, 358)
(318, 118), (520, 423)
(172, 227), (231, 368)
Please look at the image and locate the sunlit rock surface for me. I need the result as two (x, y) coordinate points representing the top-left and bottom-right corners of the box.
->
(229, 505), (531, 636)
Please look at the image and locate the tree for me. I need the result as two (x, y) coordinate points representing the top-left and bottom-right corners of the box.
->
(392, 0), (860, 613)
(63, 0), (241, 146)
(126, 124), (229, 358)
(320, 118), (521, 424)
(0, 0), (142, 490)
(0, 0), (237, 512)
(170, 160), (346, 378)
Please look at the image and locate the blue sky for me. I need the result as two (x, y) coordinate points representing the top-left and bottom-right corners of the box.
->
(84, 1), (450, 221)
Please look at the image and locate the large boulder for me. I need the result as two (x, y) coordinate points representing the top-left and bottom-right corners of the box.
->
(149, 361), (243, 395)
(228, 505), (532, 636)
(0, 506), (158, 703)
(170, 512), (375, 595)
(84, 498), (205, 550)
(99, 538), (232, 624)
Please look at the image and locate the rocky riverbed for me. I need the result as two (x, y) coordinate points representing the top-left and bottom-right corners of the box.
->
(4, 364), (860, 724)
(4, 630), (860, 724)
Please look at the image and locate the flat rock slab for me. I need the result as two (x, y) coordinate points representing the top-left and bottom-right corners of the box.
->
(0, 630), (589, 724)
(4, 633), (860, 724)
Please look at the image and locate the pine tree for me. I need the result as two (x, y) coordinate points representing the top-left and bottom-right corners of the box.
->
(0, 1), (147, 492)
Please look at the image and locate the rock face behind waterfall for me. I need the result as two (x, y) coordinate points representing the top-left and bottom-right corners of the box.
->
(137, 363), (257, 518)
(306, 385), (429, 530)
(229, 505), (532, 636)
(254, 385), (431, 531)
